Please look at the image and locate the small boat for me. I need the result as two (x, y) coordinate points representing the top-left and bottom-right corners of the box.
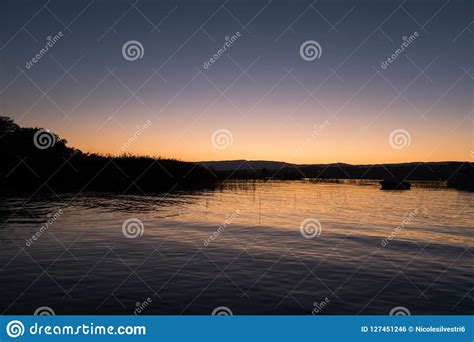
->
(380, 178), (411, 190)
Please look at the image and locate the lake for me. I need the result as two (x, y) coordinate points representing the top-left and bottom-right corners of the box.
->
(0, 180), (472, 315)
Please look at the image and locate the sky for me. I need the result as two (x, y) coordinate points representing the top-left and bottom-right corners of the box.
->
(0, 0), (473, 164)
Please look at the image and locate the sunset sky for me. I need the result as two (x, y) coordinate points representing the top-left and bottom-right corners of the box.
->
(1, 0), (472, 164)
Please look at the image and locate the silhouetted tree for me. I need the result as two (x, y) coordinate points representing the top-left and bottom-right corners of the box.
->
(0, 116), (19, 135)
(0, 117), (216, 194)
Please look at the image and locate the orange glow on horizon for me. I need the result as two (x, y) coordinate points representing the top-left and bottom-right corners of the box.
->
(23, 102), (471, 165)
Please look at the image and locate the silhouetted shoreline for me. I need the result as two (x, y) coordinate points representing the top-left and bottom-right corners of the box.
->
(1, 116), (472, 194)
(0, 117), (216, 194)
(201, 160), (473, 191)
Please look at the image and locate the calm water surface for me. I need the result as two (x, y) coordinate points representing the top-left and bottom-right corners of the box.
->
(0, 180), (472, 314)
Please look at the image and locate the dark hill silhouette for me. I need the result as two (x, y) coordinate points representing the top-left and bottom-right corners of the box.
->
(200, 160), (473, 190)
(0, 116), (216, 194)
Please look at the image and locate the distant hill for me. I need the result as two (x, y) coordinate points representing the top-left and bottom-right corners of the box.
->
(200, 159), (473, 189)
